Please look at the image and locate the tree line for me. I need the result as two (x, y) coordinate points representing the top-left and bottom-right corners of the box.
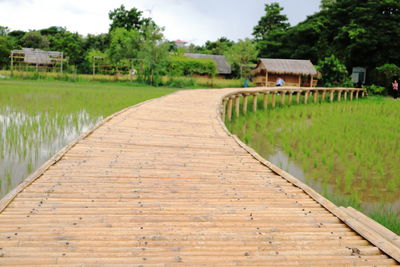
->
(0, 1), (399, 89)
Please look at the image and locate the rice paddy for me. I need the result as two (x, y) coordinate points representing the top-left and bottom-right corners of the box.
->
(0, 79), (176, 198)
(226, 96), (400, 234)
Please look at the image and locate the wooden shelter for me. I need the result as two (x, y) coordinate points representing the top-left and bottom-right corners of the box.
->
(10, 48), (63, 73)
(252, 58), (318, 87)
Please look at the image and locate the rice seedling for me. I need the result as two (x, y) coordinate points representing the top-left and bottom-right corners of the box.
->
(0, 79), (176, 198)
(227, 96), (400, 234)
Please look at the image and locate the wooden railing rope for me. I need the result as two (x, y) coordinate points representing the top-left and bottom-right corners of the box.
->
(221, 87), (367, 121)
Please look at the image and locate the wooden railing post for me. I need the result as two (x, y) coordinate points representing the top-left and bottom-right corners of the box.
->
(350, 90), (354, 101)
(362, 91), (366, 97)
(337, 90), (342, 102)
(280, 91), (286, 106)
(322, 91), (326, 102)
(288, 91), (293, 105)
(263, 92), (269, 109)
(222, 98), (227, 121)
(296, 91), (301, 104)
(252, 93), (258, 112)
(271, 92), (276, 108)
(242, 94), (249, 114)
(344, 90), (348, 101)
(227, 97), (233, 121)
(313, 90), (319, 103)
(234, 95), (240, 118)
(304, 91), (309, 104)
(355, 90), (359, 99)
(330, 90), (334, 102)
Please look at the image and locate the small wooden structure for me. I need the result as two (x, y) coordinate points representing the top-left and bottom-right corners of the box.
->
(10, 48), (63, 73)
(252, 58), (319, 87)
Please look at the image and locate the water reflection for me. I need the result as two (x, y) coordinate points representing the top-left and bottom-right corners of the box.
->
(266, 146), (400, 215)
(0, 107), (101, 198)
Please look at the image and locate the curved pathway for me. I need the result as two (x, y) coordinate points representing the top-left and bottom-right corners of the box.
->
(0, 88), (398, 266)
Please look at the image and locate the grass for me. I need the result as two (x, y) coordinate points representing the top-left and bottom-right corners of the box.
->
(0, 70), (250, 89)
(226, 96), (400, 234)
(0, 79), (176, 198)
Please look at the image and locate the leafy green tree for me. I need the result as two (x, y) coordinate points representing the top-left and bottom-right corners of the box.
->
(21, 31), (49, 49)
(253, 2), (290, 57)
(0, 36), (14, 68)
(137, 24), (169, 85)
(108, 28), (140, 64)
(225, 38), (258, 78)
(203, 37), (234, 55)
(109, 5), (146, 32)
(0, 26), (9, 36)
(317, 55), (350, 86)
(372, 64), (400, 89)
(253, 2), (290, 40)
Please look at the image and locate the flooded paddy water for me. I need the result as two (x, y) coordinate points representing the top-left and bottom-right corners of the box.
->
(227, 97), (400, 233)
(0, 80), (175, 198)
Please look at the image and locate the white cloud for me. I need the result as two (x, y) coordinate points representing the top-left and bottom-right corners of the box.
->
(0, 0), (321, 45)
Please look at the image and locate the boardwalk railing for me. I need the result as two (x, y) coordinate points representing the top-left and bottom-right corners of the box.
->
(221, 87), (367, 121)
(219, 87), (400, 261)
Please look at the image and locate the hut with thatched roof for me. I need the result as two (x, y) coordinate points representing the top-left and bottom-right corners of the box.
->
(252, 58), (318, 87)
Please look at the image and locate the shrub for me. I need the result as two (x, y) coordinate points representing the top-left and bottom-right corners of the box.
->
(165, 77), (196, 88)
(316, 55), (350, 87)
(371, 64), (400, 89)
(364, 84), (385, 95)
(168, 56), (217, 77)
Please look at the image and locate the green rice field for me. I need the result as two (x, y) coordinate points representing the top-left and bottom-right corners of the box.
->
(0, 79), (176, 198)
(226, 96), (400, 234)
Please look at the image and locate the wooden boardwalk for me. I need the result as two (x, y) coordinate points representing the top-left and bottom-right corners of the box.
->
(0, 88), (399, 266)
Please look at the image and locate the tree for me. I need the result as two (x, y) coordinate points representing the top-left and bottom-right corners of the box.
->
(225, 38), (258, 78)
(136, 24), (169, 86)
(253, 3), (290, 40)
(203, 37), (234, 55)
(21, 31), (49, 49)
(0, 36), (14, 68)
(317, 55), (350, 86)
(108, 28), (140, 64)
(0, 26), (9, 36)
(253, 2), (290, 57)
(109, 5), (146, 32)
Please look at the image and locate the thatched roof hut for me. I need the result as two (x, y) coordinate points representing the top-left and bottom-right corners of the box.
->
(185, 53), (231, 76)
(252, 58), (318, 87)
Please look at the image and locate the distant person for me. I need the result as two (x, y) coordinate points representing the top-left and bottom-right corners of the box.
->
(392, 80), (398, 99)
(276, 77), (285, 87)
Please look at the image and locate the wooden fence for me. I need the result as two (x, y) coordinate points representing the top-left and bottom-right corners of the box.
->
(222, 87), (367, 121)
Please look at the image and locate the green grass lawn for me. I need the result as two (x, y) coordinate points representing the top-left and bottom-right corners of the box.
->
(226, 96), (400, 234)
(0, 79), (176, 198)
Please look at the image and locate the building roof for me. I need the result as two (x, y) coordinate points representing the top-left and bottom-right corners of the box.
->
(185, 53), (231, 75)
(253, 58), (318, 76)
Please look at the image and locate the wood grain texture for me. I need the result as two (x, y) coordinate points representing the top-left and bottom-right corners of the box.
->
(0, 87), (397, 266)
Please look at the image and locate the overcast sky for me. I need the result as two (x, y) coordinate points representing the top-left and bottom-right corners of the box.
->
(0, 0), (321, 45)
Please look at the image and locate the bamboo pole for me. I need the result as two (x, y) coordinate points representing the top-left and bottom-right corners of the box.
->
(263, 92), (269, 109)
(310, 76), (314, 88)
(252, 93), (258, 112)
(322, 91), (326, 102)
(296, 91), (301, 104)
(313, 90), (319, 103)
(280, 91), (286, 106)
(242, 94), (248, 114)
(227, 97), (233, 121)
(234, 95), (240, 118)
(271, 92), (276, 108)
(222, 99), (227, 121)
